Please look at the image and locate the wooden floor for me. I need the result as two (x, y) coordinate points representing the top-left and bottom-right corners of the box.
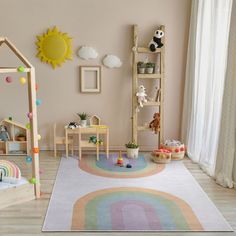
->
(0, 151), (235, 236)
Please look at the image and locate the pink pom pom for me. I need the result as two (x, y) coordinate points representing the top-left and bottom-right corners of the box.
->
(27, 112), (33, 119)
(5, 76), (13, 83)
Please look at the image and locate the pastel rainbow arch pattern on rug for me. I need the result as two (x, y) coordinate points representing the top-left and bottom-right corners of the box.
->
(71, 187), (203, 231)
(79, 154), (165, 178)
(0, 160), (21, 184)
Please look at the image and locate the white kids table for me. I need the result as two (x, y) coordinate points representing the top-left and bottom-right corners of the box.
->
(65, 125), (109, 161)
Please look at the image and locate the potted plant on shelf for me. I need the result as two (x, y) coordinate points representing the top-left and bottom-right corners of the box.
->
(125, 141), (139, 159)
(146, 62), (155, 74)
(137, 61), (146, 74)
(77, 112), (87, 127)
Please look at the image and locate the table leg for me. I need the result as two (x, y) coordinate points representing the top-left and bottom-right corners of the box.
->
(96, 131), (99, 161)
(106, 129), (109, 159)
(65, 129), (68, 158)
(78, 132), (81, 160)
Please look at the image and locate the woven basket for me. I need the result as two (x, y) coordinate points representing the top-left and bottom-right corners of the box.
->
(151, 149), (171, 164)
(162, 143), (185, 160)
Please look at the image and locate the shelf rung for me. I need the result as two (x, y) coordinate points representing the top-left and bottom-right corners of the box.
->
(137, 126), (160, 132)
(137, 73), (161, 79)
(143, 101), (160, 106)
(137, 47), (161, 53)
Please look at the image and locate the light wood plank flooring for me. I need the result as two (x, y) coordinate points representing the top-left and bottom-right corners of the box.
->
(0, 151), (235, 236)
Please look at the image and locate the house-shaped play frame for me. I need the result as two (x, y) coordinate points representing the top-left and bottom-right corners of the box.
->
(0, 37), (40, 198)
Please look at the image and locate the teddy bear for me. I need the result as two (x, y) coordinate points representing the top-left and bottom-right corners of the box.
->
(136, 85), (147, 109)
(149, 29), (164, 52)
(149, 113), (160, 134)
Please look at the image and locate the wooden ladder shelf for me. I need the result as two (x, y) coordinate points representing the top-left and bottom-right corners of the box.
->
(131, 24), (165, 146)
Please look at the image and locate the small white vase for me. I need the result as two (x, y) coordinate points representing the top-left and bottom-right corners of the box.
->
(138, 68), (145, 74)
(126, 148), (139, 159)
(146, 67), (154, 74)
(80, 120), (87, 127)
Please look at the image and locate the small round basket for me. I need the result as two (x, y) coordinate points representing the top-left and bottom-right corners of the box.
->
(162, 142), (185, 160)
(151, 149), (171, 164)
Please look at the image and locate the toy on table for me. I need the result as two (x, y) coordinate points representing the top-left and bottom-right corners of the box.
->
(149, 112), (160, 134)
(126, 164), (132, 168)
(161, 139), (186, 160)
(89, 136), (103, 145)
(116, 151), (124, 167)
(152, 148), (171, 164)
(65, 122), (79, 129)
(0, 125), (10, 141)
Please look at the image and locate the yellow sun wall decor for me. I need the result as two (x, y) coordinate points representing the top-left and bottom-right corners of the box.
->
(36, 26), (73, 69)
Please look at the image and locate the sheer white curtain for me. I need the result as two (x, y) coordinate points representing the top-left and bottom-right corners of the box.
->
(215, 0), (236, 188)
(181, 0), (232, 175)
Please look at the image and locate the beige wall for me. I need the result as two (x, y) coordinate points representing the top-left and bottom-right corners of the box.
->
(0, 0), (191, 150)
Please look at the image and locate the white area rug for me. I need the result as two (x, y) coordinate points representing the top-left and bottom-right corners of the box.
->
(43, 155), (232, 232)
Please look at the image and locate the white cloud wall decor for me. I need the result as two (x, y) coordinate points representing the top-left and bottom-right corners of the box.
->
(77, 46), (98, 60)
(102, 55), (122, 68)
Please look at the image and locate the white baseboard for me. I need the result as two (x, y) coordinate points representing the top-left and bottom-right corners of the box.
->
(39, 145), (154, 152)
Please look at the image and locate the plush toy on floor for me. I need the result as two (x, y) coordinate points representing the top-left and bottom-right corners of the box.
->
(149, 29), (164, 52)
(136, 85), (147, 110)
(149, 112), (160, 134)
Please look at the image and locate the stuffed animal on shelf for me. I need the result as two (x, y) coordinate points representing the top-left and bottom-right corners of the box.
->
(65, 122), (79, 129)
(149, 29), (164, 52)
(149, 113), (160, 134)
(0, 125), (10, 141)
(136, 85), (147, 109)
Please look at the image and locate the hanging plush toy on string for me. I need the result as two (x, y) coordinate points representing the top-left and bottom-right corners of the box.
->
(136, 85), (147, 111)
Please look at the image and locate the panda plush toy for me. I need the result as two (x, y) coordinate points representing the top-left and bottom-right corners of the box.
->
(149, 30), (164, 52)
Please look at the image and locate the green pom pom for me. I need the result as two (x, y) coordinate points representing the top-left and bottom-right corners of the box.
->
(18, 66), (25, 72)
(29, 177), (37, 184)
(26, 123), (31, 129)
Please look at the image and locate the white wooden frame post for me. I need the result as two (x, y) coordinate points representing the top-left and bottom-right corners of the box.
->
(0, 37), (40, 198)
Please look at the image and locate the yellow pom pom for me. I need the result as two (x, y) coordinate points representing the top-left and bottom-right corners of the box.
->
(38, 134), (41, 140)
(19, 77), (27, 84)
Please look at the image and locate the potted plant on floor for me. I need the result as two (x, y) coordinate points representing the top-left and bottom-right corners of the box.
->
(77, 112), (87, 127)
(137, 61), (146, 74)
(125, 141), (139, 159)
(146, 62), (155, 74)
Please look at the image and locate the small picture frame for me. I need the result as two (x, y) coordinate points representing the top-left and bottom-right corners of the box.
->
(80, 66), (101, 93)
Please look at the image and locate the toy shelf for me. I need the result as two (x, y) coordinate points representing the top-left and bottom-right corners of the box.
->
(132, 24), (165, 146)
(0, 119), (29, 155)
